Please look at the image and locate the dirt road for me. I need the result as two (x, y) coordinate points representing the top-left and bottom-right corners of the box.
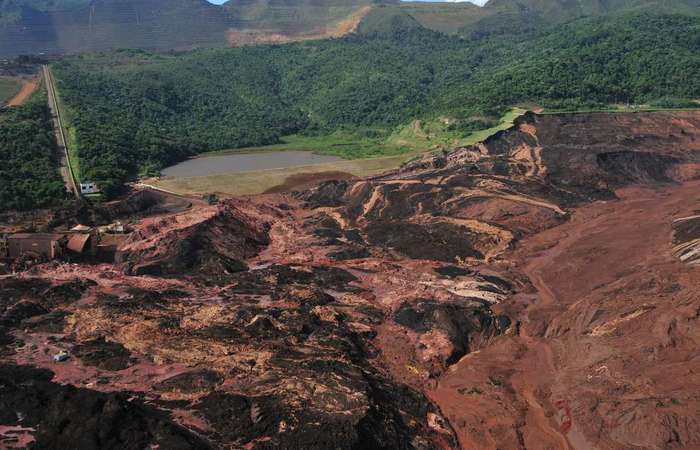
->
(7, 78), (38, 106)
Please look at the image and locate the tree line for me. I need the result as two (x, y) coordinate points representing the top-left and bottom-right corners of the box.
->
(52, 12), (700, 196)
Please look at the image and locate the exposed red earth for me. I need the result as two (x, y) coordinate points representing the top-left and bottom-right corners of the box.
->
(6, 77), (38, 107)
(1, 111), (699, 449)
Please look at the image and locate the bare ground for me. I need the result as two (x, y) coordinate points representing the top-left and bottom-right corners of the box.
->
(7, 77), (38, 107)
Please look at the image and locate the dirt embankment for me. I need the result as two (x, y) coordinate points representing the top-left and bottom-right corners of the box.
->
(2, 111), (700, 449)
(7, 78), (39, 106)
(226, 5), (372, 47)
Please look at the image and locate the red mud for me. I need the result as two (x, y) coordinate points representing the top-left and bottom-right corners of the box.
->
(263, 171), (358, 194)
(2, 111), (700, 449)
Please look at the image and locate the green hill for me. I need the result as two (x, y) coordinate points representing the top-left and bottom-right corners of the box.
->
(393, 1), (488, 34)
(385, 0), (700, 36)
(226, 0), (384, 31)
(0, 0), (235, 57)
(51, 12), (700, 196)
(3, 0), (700, 56)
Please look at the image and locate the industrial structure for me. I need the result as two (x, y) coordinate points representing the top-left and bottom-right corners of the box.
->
(2, 233), (66, 260)
(1, 223), (127, 263)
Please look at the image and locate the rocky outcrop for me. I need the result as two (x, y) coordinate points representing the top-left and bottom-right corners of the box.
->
(672, 214), (700, 265)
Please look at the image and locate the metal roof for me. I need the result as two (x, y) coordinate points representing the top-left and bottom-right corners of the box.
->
(67, 234), (91, 253)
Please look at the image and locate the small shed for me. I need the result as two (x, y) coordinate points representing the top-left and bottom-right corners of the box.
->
(7, 233), (66, 260)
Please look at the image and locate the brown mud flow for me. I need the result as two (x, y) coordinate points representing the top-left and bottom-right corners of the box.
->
(1, 111), (700, 449)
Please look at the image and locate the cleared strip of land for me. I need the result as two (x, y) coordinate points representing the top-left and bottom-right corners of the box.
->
(43, 65), (80, 198)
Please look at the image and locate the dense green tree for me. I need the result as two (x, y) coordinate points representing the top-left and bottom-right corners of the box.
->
(52, 12), (700, 196)
(0, 92), (67, 211)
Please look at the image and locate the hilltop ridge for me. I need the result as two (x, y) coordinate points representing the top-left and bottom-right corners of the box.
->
(3, 0), (700, 56)
(0, 0), (387, 56)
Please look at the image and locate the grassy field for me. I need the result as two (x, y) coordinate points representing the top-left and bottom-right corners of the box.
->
(204, 108), (528, 160)
(0, 76), (22, 105)
(386, 107), (528, 151)
(150, 108), (528, 196)
(51, 75), (82, 182)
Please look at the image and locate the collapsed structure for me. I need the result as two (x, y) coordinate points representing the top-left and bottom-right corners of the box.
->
(0, 224), (127, 263)
(1, 233), (66, 260)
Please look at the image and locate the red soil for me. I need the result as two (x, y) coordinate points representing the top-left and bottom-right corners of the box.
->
(263, 171), (358, 194)
(3, 111), (700, 449)
(7, 78), (38, 107)
(429, 180), (700, 449)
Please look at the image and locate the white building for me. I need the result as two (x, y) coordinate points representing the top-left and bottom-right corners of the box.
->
(80, 182), (100, 194)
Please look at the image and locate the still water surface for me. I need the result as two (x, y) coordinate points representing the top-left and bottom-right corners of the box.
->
(161, 151), (343, 177)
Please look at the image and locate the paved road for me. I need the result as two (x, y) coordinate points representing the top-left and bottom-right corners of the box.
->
(43, 64), (80, 199)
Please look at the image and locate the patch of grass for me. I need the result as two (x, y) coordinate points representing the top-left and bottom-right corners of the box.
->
(459, 108), (528, 145)
(205, 108), (528, 163)
(386, 107), (528, 152)
(52, 78), (81, 182)
(204, 130), (410, 160)
(0, 76), (22, 105)
(65, 126), (81, 182)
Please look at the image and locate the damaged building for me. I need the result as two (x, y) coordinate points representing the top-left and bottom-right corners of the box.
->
(1, 224), (128, 263)
(2, 233), (67, 260)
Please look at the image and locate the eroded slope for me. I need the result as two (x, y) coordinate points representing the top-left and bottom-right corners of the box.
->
(2, 111), (700, 449)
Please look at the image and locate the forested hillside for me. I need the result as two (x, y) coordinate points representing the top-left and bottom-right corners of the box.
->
(3, 0), (699, 56)
(0, 91), (67, 211)
(52, 12), (700, 196)
(0, 0), (234, 57)
(0, 0), (389, 57)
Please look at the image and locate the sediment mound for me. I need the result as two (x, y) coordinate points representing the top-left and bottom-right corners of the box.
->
(301, 111), (700, 264)
(119, 201), (270, 281)
(4, 111), (700, 449)
(0, 364), (210, 449)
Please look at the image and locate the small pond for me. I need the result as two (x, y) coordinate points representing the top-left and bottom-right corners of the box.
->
(161, 150), (343, 177)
